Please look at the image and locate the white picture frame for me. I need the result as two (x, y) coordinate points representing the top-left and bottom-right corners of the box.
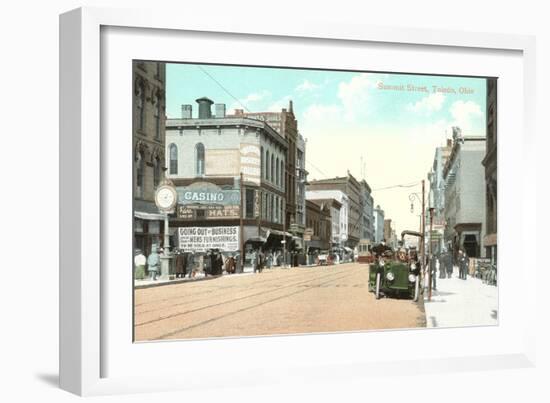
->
(60, 6), (537, 396)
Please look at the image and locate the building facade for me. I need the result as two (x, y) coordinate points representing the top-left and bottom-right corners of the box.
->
(133, 61), (166, 257)
(360, 180), (375, 242)
(443, 128), (487, 258)
(166, 97), (289, 261)
(373, 205), (385, 243)
(482, 78), (497, 263)
(305, 199), (332, 252)
(305, 189), (349, 247)
(427, 139), (452, 254)
(306, 172), (362, 248)
(295, 134), (308, 241)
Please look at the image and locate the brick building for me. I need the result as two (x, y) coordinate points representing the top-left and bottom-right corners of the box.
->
(133, 61), (166, 256)
(307, 172), (362, 248)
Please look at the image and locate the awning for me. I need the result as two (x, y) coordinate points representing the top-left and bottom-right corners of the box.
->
(343, 246), (353, 253)
(263, 228), (293, 237)
(134, 211), (165, 221)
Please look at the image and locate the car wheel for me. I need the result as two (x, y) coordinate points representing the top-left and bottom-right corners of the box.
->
(375, 273), (381, 300)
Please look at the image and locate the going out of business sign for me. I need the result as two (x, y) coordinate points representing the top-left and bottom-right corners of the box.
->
(178, 226), (240, 252)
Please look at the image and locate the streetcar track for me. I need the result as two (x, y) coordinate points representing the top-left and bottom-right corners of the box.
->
(156, 270), (360, 339)
(135, 267), (361, 328)
(134, 269), (312, 309)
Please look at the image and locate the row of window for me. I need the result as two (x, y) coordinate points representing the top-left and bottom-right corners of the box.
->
(260, 146), (284, 189)
(135, 151), (162, 198)
(245, 189), (284, 224)
(169, 142), (285, 185)
(135, 81), (162, 140)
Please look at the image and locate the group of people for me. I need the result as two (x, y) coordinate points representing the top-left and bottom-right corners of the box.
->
(433, 249), (469, 280)
(134, 246), (162, 281)
(134, 247), (242, 281)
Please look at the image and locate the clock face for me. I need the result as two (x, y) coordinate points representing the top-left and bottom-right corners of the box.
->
(156, 187), (176, 209)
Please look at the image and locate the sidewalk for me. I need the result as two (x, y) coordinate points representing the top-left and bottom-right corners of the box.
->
(134, 266), (255, 289)
(423, 267), (498, 328)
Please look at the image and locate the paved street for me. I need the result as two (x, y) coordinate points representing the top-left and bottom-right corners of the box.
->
(424, 267), (498, 328)
(134, 262), (425, 341)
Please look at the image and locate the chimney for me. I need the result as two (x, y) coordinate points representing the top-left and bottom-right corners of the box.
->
(181, 104), (192, 119)
(234, 109), (244, 116)
(195, 97), (214, 119)
(215, 103), (226, 118)
(289, 100), (293, 113)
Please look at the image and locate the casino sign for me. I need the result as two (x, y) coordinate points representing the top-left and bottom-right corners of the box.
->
(176, 182), (241, 220)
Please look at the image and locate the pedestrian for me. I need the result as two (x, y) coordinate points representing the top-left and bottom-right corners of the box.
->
(147, 245), (160, 281)
(225, 254), (236, 274)
(187, 252), (196, 278)
(259, 249), (265, 273)
(134, 249), (146, 280)
(214, 252), (224, 275)
(175, 249), (187, 279)
(445, 251), (453, 278)
(458, 250), (469, 280)
(436, 254), (447, 278)
(253, 249), (260, 273)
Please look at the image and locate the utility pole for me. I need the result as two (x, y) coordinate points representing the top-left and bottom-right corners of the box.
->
(240, 172), (244, 272)
(428, 207), (435, 301)
(421, 180), (426, 297)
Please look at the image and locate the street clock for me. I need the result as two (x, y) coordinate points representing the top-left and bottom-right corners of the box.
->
(155, 184), (177, 212)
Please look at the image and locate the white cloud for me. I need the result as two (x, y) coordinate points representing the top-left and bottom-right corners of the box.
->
(295, 79), (320, 93)
(302, 104), (342, 126)
(406, 93), (445, 115)
(449, 100), (483, 132)
(337, 73), (374, 121)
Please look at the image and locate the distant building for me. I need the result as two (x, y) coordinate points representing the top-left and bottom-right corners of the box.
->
(373, 205), (385, 243)
(306, 189), (349, 247)
(359, 180), (374, 242)
(383, 219), (393, 244)
(482, 79), (497, 263)
(295, 134), (308, 243)
(305, 199), (332, 252)
(307, 172), (362, 248)
(133, 61), (166, 257)
(443, 128), (486, 258)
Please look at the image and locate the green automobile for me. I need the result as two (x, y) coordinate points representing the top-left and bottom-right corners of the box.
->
(368, 231), (423, 301)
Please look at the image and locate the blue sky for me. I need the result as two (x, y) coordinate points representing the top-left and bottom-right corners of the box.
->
(166, 63), (487, 234)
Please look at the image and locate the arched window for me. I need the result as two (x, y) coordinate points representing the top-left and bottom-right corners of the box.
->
(136, 82), (145, 130)
(153, 156), (161, 188)
(136, 151), (144, 197)
(169, 143), (178, 175)
(270, 154), (274, 183)
(266, 150), (270, 181)
(195, 143), (205, 175)
(275, 157), (279, 187)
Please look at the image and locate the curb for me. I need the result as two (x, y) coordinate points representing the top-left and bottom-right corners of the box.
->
(134, 272), (250, 289)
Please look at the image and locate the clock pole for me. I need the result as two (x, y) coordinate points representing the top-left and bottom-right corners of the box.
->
(155, 176), (177, 280)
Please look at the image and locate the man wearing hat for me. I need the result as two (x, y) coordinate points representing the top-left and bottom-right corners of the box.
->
(147, 245), (160, 281)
